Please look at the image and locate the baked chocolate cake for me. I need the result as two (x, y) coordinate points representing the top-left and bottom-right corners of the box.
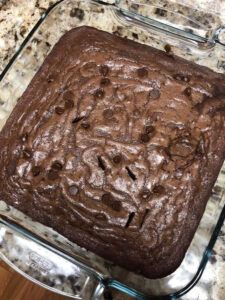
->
(0, 26), (225, 279)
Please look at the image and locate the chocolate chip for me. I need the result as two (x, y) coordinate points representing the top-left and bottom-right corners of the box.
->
(140, 189), (152, 200)
(51, 161), (63, 171)
(55, 106), (65, 115)
(94, 89), (105, 99)
(95, 213), (107, 221)
(63, 90), (74, 101)
(21, 132), (28, 142)
(164, 44), (171, 53)
(153, 185), (165, 194)
(81, 122), (90, 129)
(113, 154), (122, 164)
(23, 148), (32, 159)
(100, 78), (111, 86)
(139, 133), (150, 143)
(7, 160), (17, 176)
(145, 125), (155, 134)
(137, 67), (148, 78)
(99, 65), (109, 77)
(173, 73), (190, 82)
(103, 109), (114, 119)
(70, 8), (84, 20)
(68, 185), (79, 196)
(183, 87), (192, 97)
(149, 89), (160, 100)
(47, 169), (59, 180)
(32, 166), (42, 176)
(102, 193), (121, 212)
(72, 116), (84, 124)
(64, 99), (74, 109)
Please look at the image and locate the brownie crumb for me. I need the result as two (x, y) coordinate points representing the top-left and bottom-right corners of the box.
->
(132, 32), (138, 39)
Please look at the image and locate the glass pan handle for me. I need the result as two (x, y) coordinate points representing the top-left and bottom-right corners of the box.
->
(0, 216), (105, 300)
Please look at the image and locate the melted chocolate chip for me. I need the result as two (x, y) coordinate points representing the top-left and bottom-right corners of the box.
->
(55, 106), (65, 115)
(100, 78), (111, 86)
(140, 189), (152, 200)
(21, 132), (28, 142)
(68, 185), (79, 196)
(47, 169), (59, 180)
(173, 73), (190, 82)
(102, 193), (121, 212)
(140, 133), (150, 143)
(51, 161), (63, 171)
(32, 166), (42, 177)
(7, 160), (17, 176)
(81, 122), (90, 129)
(137, 67), (148, 78)
(64, 99), (74, 109)
(23, 148), (32, 159)
(103, 109), (114, 119)
(153, 185), (165, 194)
(183, 87), (192, 97)
(99, 65), (109, 77)
(94, 89), (105, 99)
(63, 90), (74, 101)
(72, 116), (84, 124)
(113, 154), (122, 164)
(149, 89), (160, 100)
(145, 125), (155, 134)
(70, 8), (84, 20)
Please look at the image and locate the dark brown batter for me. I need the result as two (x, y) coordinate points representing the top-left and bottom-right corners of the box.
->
(0, 26), (225, 278)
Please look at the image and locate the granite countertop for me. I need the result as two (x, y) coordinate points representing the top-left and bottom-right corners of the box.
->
(0, 1), (224, 300)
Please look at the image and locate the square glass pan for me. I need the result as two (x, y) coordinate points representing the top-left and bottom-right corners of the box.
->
(0, 0), (225, 299)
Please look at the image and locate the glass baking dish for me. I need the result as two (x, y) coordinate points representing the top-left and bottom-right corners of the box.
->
(0, 0), (225, 299)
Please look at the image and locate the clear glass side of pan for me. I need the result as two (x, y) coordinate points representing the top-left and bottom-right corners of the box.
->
(0, 0), (225, 299)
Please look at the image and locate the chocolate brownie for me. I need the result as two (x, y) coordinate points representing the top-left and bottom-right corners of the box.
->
(0, 26), (225, 278)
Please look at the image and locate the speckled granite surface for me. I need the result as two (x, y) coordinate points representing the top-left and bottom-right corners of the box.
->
(0, 1), (224, 300)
